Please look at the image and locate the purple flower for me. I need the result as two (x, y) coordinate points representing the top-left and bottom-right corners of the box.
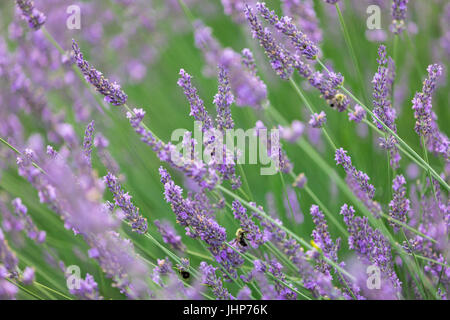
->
(346, 257), (398, 299)
(372, 45), (400, 168)
(267, 259), (297, 300)
(256, 2), (319, 60)
(177, 69), (214, 131)
(390, 0), (409, 34)
(194, 21), (267, 109)
(0, 265), (18, 299)
(220, 0), (257, 23)
(68, 273), (102, 300)
(237, 286), (252, 300)
(15, 147), (150, 299)
(324, 0), (340, 4)
(104, 172), (148, 234)
(249, 203), (340, 298)
(15, 0), (46, 30)
(339, 204), (401, 289)
(11, 197), (46, 244)
(159, 167), (243, 279)
(283, 187), (304, 224)
(348, 104), (366, 123)
(372, 45), (396, 131)
(245, 5), (295, 79)
(126, 108), (219, 190)
(199, 262), (234, 300)
(388, 175), (410, 232)
(214, 66), (234, 131)
(440, 4), (450, 60)
(310, 205), (340, 276)
(255, 121), (293, 174)
(279, 120), (304, 143)
(293, 172), (307, 189)
(72, 40), (128, 106)
(154, 220), (186, 252)
(22, 267), (35, 285)
(309, 111), (327, 128)
(335, 148), (382, 217)
(152, 257), (173, 286)
(86, 231), (151, 299)
(231, 200), (266, 249)
(0, 228), (19, 275)
(412, 64), (449, 161)
(309, 71), (349, 112)
(82, 120), (95, 166)
(281, 0), (322, 44)
(244, 3), (349, 112)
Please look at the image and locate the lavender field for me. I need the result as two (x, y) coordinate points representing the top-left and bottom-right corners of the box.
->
(0, 0), (448, 301)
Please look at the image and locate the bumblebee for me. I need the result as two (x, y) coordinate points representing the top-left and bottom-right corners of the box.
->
(176, 265), (190, 280)
(328, 93), (346, 108)
(180, 270), (190, 279)
(236, 228), (247, 247)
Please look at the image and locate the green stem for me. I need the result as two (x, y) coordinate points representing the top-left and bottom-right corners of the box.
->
(6, 278), (44, 300)
(237, 164), (253, 201)
(225, 243), (312, 300)
(339, 86), (449, 191)
(303, 184), (348, 237)
(34, 281), (73, 300)
(177, 0), (195, 23)
(288, 78), (337, 150)
(279, 171), (295, 226)
(335, 3), (369, 104)
(315, 57), (447, 190)
(217, 185), (355, 281)
(0, 137), (45, 174)
(421, 135), (440, 211)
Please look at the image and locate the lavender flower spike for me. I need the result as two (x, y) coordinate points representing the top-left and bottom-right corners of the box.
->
(11, 198), (46, 243)
(104, 172), (148, 234)
(412, 64), (449, 162)
(372, 45), (401, 169)
(0, 228), (19, 275)
(72, 40), (128, 106)
(340, 204), (401, 289)
(199, 262), (234, 300)
(244, 5), (294, 79)
(388, 175), (410, 233)
(214, 66), (234, 131)
(281, 0), (322, 45)
(177, 69), (214, 130)
(335, 148), (382, 218)
(15, 0), (46, 30)
(68, 273), (102, 300)
(390, 0), (409, 35)
(310, 205), (340, 276)
(348, 105), (366, 123)
(82, 120), (95, 166)
(372, 45), (396, 132)
(309, 111), (327, 128)
(256, 2), (319, 60)
(231, 200), (266, 249)
(154, 220), (186, 252)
